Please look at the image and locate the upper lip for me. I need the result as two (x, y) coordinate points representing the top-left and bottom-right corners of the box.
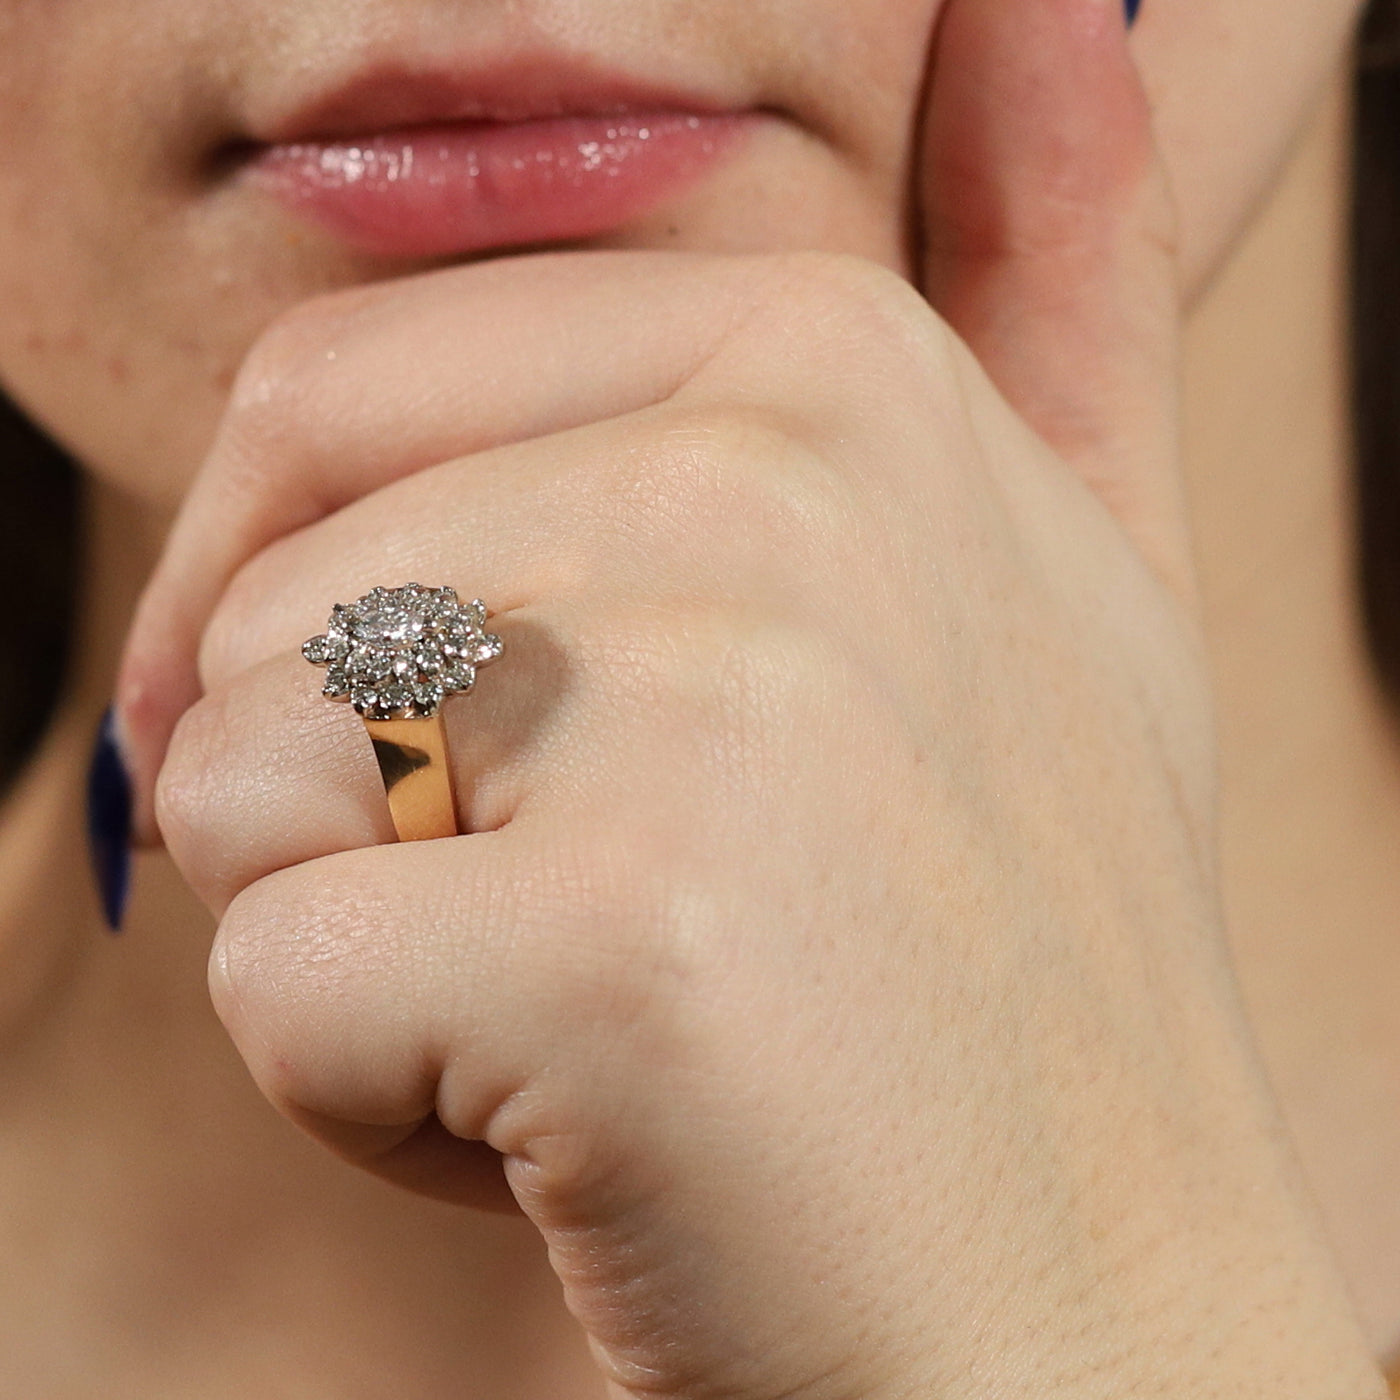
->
(248, 52), (739, 146)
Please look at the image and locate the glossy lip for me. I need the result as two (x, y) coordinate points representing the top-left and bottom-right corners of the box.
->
(247, 54), (740, 145)
(237, 57), (754, 259)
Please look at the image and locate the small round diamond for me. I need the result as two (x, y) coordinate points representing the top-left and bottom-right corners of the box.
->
(304, 584), (503, 719)
(412, 679), (445, 710)
(378, 681), (412, 715)
(442, 658), (476, 694)
(350, 648), (392, 682)
(473, 634), (504, 664)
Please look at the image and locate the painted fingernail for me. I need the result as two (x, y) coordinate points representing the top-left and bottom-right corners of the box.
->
(1125, 0), (1141, 26)
(86, 705), (132, 934)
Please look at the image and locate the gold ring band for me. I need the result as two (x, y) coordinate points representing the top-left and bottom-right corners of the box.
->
(364, 715), (459, 842)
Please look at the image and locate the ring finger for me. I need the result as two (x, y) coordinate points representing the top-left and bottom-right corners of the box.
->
(157, 591), (603, 917)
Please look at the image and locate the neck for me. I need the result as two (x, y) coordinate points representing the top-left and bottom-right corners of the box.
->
(1182, 62), (1400, 1360)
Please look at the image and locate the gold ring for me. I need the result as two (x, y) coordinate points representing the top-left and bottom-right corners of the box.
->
(301, 583), (504, 841)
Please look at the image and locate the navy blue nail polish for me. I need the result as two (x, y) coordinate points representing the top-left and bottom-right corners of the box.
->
(86, 706), (132, 933)
(1125, 0), (1141, 26)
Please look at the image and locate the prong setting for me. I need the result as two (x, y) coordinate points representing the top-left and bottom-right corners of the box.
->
(302, 583), (503, 719)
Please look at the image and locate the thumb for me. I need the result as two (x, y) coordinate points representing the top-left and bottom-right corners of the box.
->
(917, 0), (1192, 600)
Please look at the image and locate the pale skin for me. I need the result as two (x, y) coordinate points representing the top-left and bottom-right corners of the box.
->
(0, 0), (1395, 1396)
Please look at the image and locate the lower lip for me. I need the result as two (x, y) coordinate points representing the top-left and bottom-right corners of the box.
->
(244, 111), (748, 259)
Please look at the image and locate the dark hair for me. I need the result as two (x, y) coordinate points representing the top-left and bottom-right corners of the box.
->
(1354, 0), (1400, 698)
(2, 3), (1400, 793)
(0, 397), (79, 791)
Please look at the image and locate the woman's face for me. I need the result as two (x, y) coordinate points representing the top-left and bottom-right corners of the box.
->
(0, 0), (1364, 507)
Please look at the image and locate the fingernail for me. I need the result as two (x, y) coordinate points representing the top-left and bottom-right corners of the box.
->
(1125, 0), (1141, 26)
(86, 705), (132, 934)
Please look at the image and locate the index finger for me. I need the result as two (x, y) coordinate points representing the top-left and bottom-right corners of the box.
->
(114, 249), (945, 845)
(116, 251), (735, 845)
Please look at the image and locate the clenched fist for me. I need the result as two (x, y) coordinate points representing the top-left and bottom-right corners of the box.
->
(109, 0), (1384, 1395)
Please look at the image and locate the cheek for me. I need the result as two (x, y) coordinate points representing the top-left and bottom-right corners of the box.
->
(0, 206), (243, 511)
(1133, 0), (1365, 296)
(0, 3), (241, 506)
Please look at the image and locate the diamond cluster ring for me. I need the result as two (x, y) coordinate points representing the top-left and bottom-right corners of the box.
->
(302, 583), (504, 841)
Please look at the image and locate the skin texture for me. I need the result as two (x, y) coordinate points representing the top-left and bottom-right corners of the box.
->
(1181, 79), (1400, 1358)
(0, 0), (1394, 1395)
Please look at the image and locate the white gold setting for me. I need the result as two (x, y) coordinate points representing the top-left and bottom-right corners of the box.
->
(302, 583), (503, 720)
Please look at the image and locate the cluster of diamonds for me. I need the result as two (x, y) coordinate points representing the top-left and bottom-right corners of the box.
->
(301, 583), (503, 720)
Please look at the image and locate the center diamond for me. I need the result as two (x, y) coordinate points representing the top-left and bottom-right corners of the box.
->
(350, 601), (426, 647)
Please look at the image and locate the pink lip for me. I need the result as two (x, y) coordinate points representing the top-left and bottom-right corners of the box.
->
(246, 111), (747, 259)
(240, 60), (752, 259)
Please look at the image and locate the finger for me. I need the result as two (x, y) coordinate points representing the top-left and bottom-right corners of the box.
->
(917, 0), (1190, 596)
(188, 432), (598, 694)
(115, 251), (744, 844)
(210, 825), (904, 1395)
(155, 650), (394, 915)
(116, 250), (943, 846)
(157, 602), (574, 917)
(155, 395), (864, 915)
(207, 831), (565, 1215)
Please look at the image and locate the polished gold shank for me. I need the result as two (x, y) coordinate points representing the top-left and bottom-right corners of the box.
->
(362, 715), (458, 842)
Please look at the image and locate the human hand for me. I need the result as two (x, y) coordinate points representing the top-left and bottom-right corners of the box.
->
(112, 0), (1384, 1394)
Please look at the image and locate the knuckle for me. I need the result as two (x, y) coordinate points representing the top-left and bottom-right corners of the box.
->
(226, 287), (370, 420)
(504, 829), (693, 1059)
(214, 287), (381, 496)
(594, 600), (836, 722)
(578, 605), (858, 849)
(209, 866), (394, 1105)
(536, 831), (663, 996)
(530, 813), (796, 1077)
(744, 250), (961, 409)
(695, 609), (843, 716)
(626, 402), (868, 580)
